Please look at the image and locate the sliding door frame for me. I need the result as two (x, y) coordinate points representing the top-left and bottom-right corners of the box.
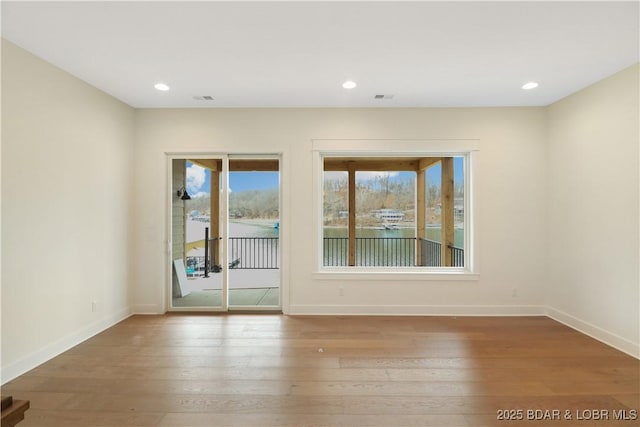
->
(165, 151), (287, 313)
(227, 154), (282, 312)
(166, 153), (229, 312)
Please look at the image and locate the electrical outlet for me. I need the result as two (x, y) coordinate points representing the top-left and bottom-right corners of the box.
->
(92, 301), (98, 312)
(511, 288), (518, 298)
(339, 287), (344, 296)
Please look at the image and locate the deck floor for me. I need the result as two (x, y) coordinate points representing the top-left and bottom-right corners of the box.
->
(2, 315), (638, 426)
(174, 269), (280, 307)
(172, 288), (280, 307)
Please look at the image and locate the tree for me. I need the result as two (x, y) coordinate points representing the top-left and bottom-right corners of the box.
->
(229, 189), (279, 219)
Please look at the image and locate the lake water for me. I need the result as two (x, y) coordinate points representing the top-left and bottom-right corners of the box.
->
(196, 220), (463, 248)
(323, 226), (464, 248)
(229, 220), (280, 237)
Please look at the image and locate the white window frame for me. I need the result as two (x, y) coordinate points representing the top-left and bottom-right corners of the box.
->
(312, 139), (479, 281)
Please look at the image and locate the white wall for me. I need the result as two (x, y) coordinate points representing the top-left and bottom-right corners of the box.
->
(3, 39), (636, 385)
(133, 107), (548, 315)
(1, 40), (135, 382)
(547, 64), (639, 357)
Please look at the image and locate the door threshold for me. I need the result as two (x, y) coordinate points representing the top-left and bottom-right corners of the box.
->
(228, 308), (283, 314)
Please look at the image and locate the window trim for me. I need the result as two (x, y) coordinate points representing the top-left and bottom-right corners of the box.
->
(312, 139), (479, 279)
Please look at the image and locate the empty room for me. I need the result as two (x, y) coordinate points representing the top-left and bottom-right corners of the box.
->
(1, 1), (638, 426)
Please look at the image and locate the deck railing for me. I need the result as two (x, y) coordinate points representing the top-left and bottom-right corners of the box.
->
(419, 238), (442, 267)
(324, 237), (464, 267)
(189, 233), (280, 275)
(228, 237), (280, 269)
(356, 237), (416, 267)
(190, 236), (463, 272)
(323, 237), (348, 267)
(449, 244), (464, 267)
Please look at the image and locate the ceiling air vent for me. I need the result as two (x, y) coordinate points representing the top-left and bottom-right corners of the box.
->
(193, 95), (215, 101)
(374, 94), (394, 100)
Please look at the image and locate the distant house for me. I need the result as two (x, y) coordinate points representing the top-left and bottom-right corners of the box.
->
(371, 209), (405, 222)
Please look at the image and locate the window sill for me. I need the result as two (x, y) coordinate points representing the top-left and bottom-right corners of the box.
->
(313, 269), (479, 281)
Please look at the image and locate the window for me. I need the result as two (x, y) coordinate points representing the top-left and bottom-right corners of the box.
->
(314, 139), (478, 276)
(322, 156), (466, 269)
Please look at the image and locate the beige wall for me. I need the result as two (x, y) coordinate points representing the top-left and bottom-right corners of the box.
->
(1, 40), (135, 381)
(547, 64), (639, 356)
(133, 107), (549, 315)
(2, 39), (637, 383)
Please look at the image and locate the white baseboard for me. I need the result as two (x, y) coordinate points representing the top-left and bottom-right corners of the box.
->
(131, 304), (164, 314)
(4, 303), (634, 385)
(546, 306), (639, 359)
(1, 307), (132, 385)
(288, 304), (547, 316)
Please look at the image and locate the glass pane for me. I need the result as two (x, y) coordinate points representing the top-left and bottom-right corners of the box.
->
(322, 156), (466, 269)
(228, 169), (280, 307)
(422, 157), (464, 267)
(172, 160), (223, 308)
(453, 156), (465, 266)
(323, 171), (348, 266)
(355, 171), (416, 266)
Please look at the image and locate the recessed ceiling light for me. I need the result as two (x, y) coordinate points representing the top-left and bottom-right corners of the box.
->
(522, 81), (539, 90)
(154, 83), (170, 91)
(342, 80), (357, 89)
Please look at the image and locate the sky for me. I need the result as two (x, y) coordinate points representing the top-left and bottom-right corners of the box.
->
(230, 172), (280, 192)
(186, 161), (279, 197)
(426, 157), (465, 185)
(185, 157), (463, 197)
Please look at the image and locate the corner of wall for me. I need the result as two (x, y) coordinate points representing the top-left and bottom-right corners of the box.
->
(1, 40), (138, 384)
(1, 308), (132, 385)
(545, 63), (640, 359)
(546, 305), (639, 359)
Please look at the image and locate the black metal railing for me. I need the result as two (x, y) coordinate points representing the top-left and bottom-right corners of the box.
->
(228, 237), (279, 269)
(190, 235), (461, 271)
(324, 237), (464, 267)
(419, 238), (442, 267)
(449, 245), (464, 267)
(356, 237), (415, 266)
(419, 238), (465, 268)
(323, 237), (348, 266)
(188, 226), (279, 275)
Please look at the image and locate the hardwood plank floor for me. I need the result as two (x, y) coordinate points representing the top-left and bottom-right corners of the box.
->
(2, 315), (638, 426)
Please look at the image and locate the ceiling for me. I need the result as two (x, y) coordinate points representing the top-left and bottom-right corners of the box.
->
(2, 1), (638, 108)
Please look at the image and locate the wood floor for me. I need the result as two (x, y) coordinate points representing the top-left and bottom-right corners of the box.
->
(2, 315), (638, 426)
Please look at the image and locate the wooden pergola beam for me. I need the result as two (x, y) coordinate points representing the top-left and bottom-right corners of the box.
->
(324, 158), (419, 172)
(190, 159), (222, 171)
(190, 159), (279, 172)
(418, 157), (441, 170)
(441, 157), (454, 266)
(416, 168), (426, 266)
(348, 162), (356, 266)
(229, 159), (279, 171)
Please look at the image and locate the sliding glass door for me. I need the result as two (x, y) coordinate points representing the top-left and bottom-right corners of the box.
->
(169, 154), (281, 311)
(170, 156), (227, 311)
(227, 157), (280, 309)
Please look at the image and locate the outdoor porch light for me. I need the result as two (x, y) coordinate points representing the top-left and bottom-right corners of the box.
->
(177, 187), (191, 200)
